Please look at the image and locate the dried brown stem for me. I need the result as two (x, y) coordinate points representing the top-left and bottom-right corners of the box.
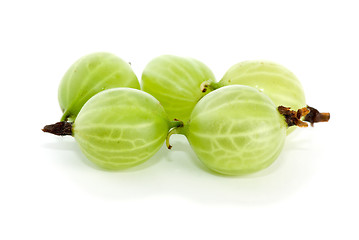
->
(278, 105), (330, 128)
(303, 105), (331, 126)
(42, 121), (73, 136)
(278, 106), (309, 127)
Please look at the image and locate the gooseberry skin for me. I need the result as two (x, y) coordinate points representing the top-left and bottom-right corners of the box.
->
(73, 88), (170, 170)
(141, 55), (215, 123)
(183, 85), (287, 175)
(58, 52), (140, 122)
(219, 61), (306, 133)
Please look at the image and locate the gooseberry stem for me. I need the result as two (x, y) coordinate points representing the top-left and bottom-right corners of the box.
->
(166, 119), (186, 149)
(166, 128), (179, 149)
(169, 119), (184, 129)
(42, 121), (73, 136)
(60, 110), (71, 122)
(278, 105), (330, 128)
(200, 80), (223, 93)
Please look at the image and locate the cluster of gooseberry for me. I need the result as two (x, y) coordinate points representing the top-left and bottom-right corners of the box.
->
(43, 52), (330, 175)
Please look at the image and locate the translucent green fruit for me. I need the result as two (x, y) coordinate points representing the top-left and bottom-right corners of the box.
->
(141, 55), (215, 123)
(73, 88), (180, 170)
(171, 85), (287, 175)
(219, 60), (306, 111)
(217, 61), (306, 133)
(58, 52), (140, 122)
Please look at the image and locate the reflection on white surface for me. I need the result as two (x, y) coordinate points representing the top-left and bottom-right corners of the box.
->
(39, 129), (325, 206)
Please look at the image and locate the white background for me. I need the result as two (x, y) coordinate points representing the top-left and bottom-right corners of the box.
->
(1, 0), (358, 239)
